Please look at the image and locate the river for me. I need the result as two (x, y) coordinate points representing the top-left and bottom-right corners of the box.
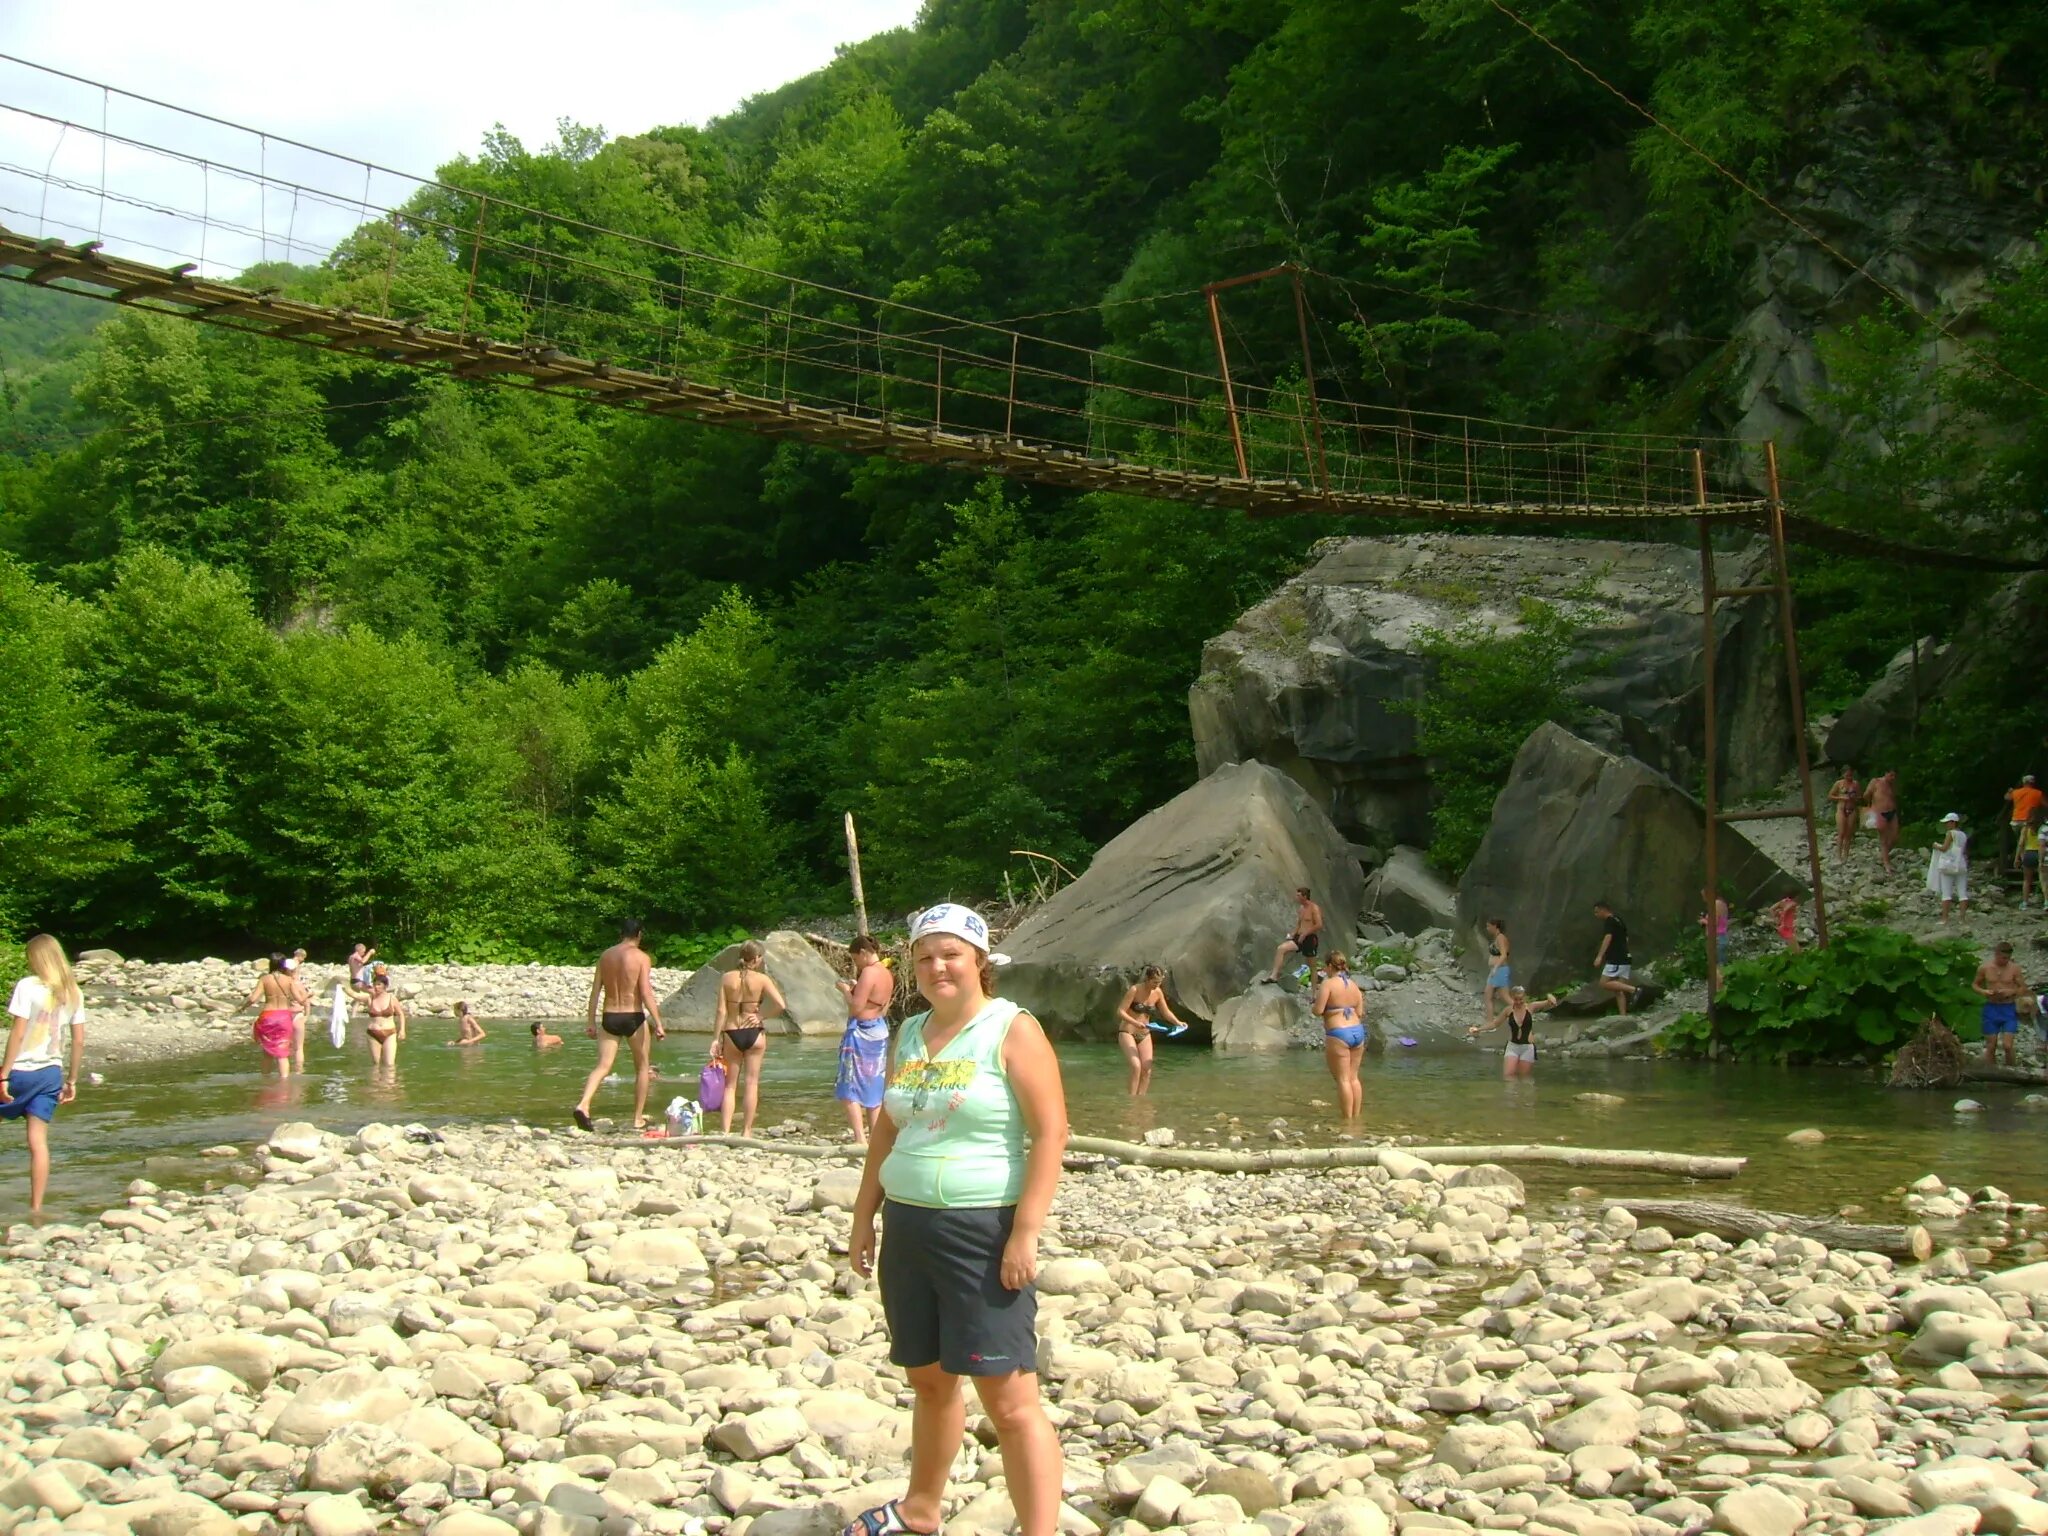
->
(6, 1032), (2044, 1225)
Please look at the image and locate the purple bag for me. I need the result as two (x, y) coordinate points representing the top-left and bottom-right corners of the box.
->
(698, 1060), (727, 1113)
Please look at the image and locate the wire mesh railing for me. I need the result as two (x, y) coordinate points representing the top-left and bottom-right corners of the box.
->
(0, 52), (1771, 518)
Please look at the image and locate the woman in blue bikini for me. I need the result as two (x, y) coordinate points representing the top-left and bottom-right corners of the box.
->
(1313, 952), (1366, 1120)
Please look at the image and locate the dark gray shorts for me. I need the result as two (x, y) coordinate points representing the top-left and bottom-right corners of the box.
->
(879, 1199), (1037, 1377)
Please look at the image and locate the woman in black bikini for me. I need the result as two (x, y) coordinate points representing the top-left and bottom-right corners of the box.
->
(1114, 966), (1187, 1098)
(713, 942), (786, 1137)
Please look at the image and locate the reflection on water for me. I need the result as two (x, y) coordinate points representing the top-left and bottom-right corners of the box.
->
(6, 1027), (2048, 1225)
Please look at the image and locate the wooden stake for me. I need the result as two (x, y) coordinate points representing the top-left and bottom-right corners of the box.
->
(844, 812), (868, 937)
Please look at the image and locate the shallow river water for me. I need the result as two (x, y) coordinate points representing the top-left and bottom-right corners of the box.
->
(7, 1030), (2047, 1225)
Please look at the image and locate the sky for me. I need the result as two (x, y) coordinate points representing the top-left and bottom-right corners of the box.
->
(0, 0), (923, 274)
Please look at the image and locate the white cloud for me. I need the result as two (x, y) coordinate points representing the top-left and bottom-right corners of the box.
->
(0, 0), (922, 273)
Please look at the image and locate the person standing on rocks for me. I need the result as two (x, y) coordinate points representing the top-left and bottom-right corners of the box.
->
(1866, 770), (1901, 876)
(1481, 918), (1511, 1026)
(1313, 953), (1366, 1118)
(2006, 775), (2045, 869)
(1264, 887), (1322, 985)
(1974, 941), (2025, 1067)
(1471, 985), (1558, 1077)
(1591, 901), (1638, 1015)
(247, 953), (309, 1080)
(573, 919), (666, 1132)
(714, 941), (785, 1138)
(1927, 811), (1970, 922)
(1828, 765), (1861, 862)
(2021, 808), (2047, 910)
(846, 903), (1067, 1536)
(1, 934), (87, 1214)
(1115, 966), (1188, 1098)
(836, 935), (896, 1144)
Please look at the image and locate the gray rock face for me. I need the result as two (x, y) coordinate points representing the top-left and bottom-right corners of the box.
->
(1190, 535), (1793, 851)
(1456, 724), (1800, 994)
(660, 930), (844, 1036)
(1362, 845), (1458, 935)
(1211, 986), (1313, 1053)
(998, 761), (1364, 1031)
(1827, 572), (2048, 770)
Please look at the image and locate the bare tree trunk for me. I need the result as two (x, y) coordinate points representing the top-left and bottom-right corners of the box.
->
(1602, 1197), (1931, 1259)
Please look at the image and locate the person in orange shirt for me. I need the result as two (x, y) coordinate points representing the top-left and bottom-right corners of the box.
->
(2005, 776), (2045, 868)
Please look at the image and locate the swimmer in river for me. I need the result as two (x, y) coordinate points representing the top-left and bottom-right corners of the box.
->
(448, 1000), (487, 1046)
(1469, 985), (1559, 1077)
(1114, 966), (1188, 1097)
(1312, 952), (1366, 1120)
(714, 941), (787, 1138)
(531, 1022), (564, 1050)
(573, 919), (666, 1132)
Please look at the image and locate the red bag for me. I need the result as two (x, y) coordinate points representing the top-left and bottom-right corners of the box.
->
(698, 1059), (728, 1112)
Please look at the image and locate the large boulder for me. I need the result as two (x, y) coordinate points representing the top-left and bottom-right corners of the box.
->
(1189, 534), (1792, 849)
(999, 761), (1363, 1032)
(1456, 723), (1800, 995)
(661, 931), (844, 1036)
(1210, 986), (1312, 1053)
(1363, 846), (1458, 935)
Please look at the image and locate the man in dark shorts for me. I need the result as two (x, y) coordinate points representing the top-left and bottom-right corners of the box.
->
(573, 919), (666, 1131)
(1265, 887), (1324, 984)
(1974, 941), (2025, 1068)
(1592, 901), (1638, 1016)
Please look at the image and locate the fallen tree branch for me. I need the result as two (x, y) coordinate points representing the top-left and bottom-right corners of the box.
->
(614, 1133), (1744, 1180)
(1601, 1197), (1931, 1259)
(1960, 1063), (2048, 1086)
(1064, 1136), (1744, 1179)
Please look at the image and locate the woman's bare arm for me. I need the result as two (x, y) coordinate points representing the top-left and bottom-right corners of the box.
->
(1001, 1012), (1068, 1290)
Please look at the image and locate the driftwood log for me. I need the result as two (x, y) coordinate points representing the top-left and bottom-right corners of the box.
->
(625, 1133), (1743, 1180)
(1601, 1197), (1932, 1259)
(1960, 1063), (2048, 1086)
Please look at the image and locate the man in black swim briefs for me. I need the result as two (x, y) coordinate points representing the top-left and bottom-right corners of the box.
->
(1264, 887), (1324, 984)
(574, 919), (666, 1132)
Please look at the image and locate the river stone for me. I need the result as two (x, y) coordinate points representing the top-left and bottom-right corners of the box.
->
(1908, 1457), (2036, 1509)
(268, 1121), (326, 1160)
(812, 1168), (864, 1209)
(304, 1422), (454, 1495)
(605, 1228), (709, 1275)
(1212, 985), (1310, 1053)
(660, 930), (845, 1036)
(406, 1173), (478, 1206)
(1192, 535), (1794, 856)
(1712, 1485), (1804, 1536)
(431, 1514), (520, 1536)
(1976, 1491), (2048, 1535)
(712, 1406), (808, 1460)
(303, 1494), (378, 1536)
(1903, 1312), (2012, 1365)
(1543, 1398), (1640, 1452)
(1875, 1511), (1991, 1536)
(1985, 1262), (2048, 1300)
(0, 1467), (86, 1518)
(749, 1508), (844, 1536)
(1201, 1466), (1282, 1515)
(1133, 1477), (1194, 1528)
(152, 1332), (278, 1393)
(1901, 1286), (2005, 1326)
(54, 1426), (148, 1469)
(1363, 846), (1458, 935)
(1836, 1477), (1916, 1519)
(996, 760), (1364, 1028)
(124, 1494), (242, 1536)
(1302, 1497), (1392, 1536)
(1455, 724), (1797, 995)
(271, 1364), (416, 1446)
(1038, 1257), (1118, 1296)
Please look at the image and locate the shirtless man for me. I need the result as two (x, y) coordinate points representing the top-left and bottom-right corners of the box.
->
(1974, 940), (2026, 1068)
(1866, 770), (1901, 876)
(1265, 888), (1324, 984)
(573, 919), (666, 1131)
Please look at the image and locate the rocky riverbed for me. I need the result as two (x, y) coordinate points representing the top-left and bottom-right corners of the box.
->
(68, 957), (695, 1068)
(8, 1129), (2048, 1536)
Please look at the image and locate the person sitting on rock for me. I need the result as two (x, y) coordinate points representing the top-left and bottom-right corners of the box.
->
(1264, 888), (1322, 985)
(1592, 901), (1638, 1016)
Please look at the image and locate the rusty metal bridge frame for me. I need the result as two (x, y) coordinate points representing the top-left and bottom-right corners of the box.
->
(0, 56), (2031, 1002)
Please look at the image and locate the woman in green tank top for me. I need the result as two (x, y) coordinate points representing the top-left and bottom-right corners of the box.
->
(845, 904), (1068, 1536)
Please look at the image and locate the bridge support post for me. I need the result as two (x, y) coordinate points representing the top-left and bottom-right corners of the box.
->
(1204, 284), (1249, 480)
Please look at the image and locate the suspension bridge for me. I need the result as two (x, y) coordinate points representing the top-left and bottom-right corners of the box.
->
(0, 51), (2011, 569)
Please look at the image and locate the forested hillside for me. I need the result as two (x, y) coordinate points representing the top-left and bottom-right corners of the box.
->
(3, 0), (2045, 960)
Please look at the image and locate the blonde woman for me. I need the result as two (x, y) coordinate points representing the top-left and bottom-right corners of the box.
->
(1, 935), (88, 1213)
(1312, 952), (1366, 1119)
(845, 904), (1067, 1536)
(714, 942), (786, 1137)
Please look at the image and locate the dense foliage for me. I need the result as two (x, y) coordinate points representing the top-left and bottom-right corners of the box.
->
(2, 0), (2046, 955)
(1661, 926), (1981, 1063)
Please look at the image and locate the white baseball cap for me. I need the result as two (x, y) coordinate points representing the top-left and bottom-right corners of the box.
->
(909, 903), (990, 953)
(1942, 811), (1963, 823)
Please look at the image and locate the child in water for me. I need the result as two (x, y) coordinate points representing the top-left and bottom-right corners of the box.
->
(448, 1001), (487, 1046)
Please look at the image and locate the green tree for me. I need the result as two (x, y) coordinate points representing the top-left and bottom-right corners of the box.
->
(586, 740), (785, 933)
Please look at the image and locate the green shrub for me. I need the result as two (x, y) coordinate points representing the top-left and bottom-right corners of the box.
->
(664, 926), (755, 969)
(1660, 925), (1980, 1063)
(1650, 928), (1709, 987)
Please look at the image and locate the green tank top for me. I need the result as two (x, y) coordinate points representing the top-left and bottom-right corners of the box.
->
(881, 998), (1026, 1208)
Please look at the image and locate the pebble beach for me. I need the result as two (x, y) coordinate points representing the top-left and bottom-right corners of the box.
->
(6, 1121), (2048, 1536)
